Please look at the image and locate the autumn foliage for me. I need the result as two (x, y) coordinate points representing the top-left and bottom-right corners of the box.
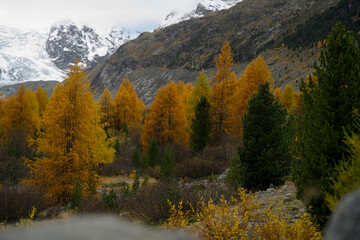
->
(99, 88), (113, 128)
(1, 84), (39, 144)
(112, 78), (145, 132)
(141, 81), (188, 150)
(166, 188), (320, 240)
(23, 60), (114, 203)
(210, 41), (237, 141)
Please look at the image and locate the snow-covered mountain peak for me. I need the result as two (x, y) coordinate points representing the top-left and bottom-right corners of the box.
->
(0, 26), (64, 86)
(159, 0), (242, 28)
(0, 22), (136, 86)
(46, 22), (133, 70)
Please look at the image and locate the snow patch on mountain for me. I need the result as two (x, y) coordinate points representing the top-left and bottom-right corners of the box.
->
(159, 0), (242, 28)
(0, 26), (64, 86)
(0, 21), (136, 86)
(46, 20), (134, 70)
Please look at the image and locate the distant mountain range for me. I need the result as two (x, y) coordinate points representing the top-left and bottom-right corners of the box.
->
(0, 21), (134, 86)
(0, 0), (243, 86)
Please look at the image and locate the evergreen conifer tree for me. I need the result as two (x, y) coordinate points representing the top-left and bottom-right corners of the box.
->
(114, 139), (121, 157)
(70, 177), (84, 208)
(86, 168), (98, 195)
(293, 23), (360, 226)
(190, 96), (212, 155)
(148, 137), (159, 167)
(229, 82), (290, 190)
(122, 123), (129, 136)
(160, 144), (176, 182)
(132, 170), (140, 192)
(131, 143), (141, 168)
(141, 154), (149, 169)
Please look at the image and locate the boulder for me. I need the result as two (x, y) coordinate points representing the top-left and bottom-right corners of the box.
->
(326, 188), (360, 240)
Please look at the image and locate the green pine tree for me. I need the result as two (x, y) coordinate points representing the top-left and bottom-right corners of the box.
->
(132, 170), (140, 192)
(160, 144), (176, 182)
(325, 111), (360, 211)
(229, 82), (291, 190)
(131, 143), (141, 168)
(114, 139), (121, 157)
(190, 96), (212, 155)
(293, 22), (360, 226)
(70, 177), (84, 208)
(122, 123), (129, 136)
(141, 154), (149, 169)
(148, 137), (159, 167)
(86, 167), (98, 195)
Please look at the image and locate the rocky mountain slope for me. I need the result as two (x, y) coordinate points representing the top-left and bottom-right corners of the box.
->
(0, 80), (59, 97)
(89, 0), (342, 103)
(46, 21), (132, 71)
(159, 0), (242, 28)
(0, 21), (133, 86)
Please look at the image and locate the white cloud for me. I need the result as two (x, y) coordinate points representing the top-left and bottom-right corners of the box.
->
(0, 0), (200, 33)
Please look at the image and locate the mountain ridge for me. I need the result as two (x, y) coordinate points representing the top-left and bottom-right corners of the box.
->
(159, 0), (242, 28)
(88, 0), (340, 103)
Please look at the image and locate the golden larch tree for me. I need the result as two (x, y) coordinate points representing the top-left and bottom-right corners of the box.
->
(35, 86), (49, 117)
(281, 84), (296, 112)
(141, 81), (188, 150)
(273, 87), (282, 102)
(99, 88), (113, 128)
(2, 84), (39, 143)
(226, 57), (272, 137)
(23, 60), (114, 203)
(112, 78), (144, 132)
(0, 94), (5, 140)
(177, 80), (193, 134)
(210, 41), (237, 141)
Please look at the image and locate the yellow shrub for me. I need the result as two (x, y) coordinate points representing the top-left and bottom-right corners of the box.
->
(129, 169), (137, 179)
(16, 206), (36, 230)
(166, 200), (194, 229)
(166, 188), (321, 240)
(0, 221), (6, 232)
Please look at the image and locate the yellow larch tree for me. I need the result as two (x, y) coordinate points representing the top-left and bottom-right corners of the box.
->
(210, 41), (237, 141)
(273, 87), (282, 102)
(292, 92), (303, 115)
(23, 60), (114, 204)
(112, 78), (144, 132)
(99, 88), (113, 128)
(281, 84), (296, 112)
(226, 57), (272, 137)
(0, 94), (5, 140)
(2, 84), (39, 144)
(35, 86), (49, 117)
(141, 81), (188, 150)
(177, 80), (193, 134)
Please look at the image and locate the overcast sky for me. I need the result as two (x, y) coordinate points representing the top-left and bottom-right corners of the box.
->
(0, 0), (200, 33)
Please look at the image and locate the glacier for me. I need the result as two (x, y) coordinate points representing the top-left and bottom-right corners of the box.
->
(0, 25), (64, 86)
(0, 21), (135, 86)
